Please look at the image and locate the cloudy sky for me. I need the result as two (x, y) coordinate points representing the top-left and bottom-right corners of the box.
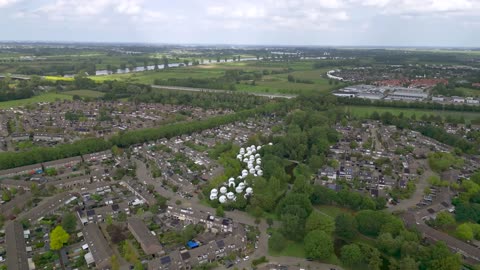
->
(1, 0), (480, 47)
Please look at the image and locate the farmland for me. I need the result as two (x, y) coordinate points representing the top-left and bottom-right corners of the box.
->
(89, 67), (226, 84)
(90, 61), (343, 95)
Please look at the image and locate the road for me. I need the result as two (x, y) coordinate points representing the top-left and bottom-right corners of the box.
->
(136, 159), (341, 269)
(151, 85), (296, 99)
(219, 218), (342, 270)
(386, 159), (433, 213)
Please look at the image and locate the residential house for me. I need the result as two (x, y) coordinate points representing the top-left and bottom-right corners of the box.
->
(6, 221), (29, 270)
(83, 223), (113, 269)
(128, 218), (163, 255)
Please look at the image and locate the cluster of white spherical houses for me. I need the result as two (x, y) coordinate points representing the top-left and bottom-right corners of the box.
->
(210, 144), (269, 204)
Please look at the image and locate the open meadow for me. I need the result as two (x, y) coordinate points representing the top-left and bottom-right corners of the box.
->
(89, 60), (343, 95)
(0, 92), (72, 109)
(346, 105), (480, 123)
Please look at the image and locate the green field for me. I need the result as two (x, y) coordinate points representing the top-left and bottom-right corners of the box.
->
(89, 61), (341, 95)
(0, 92), (72, 109)
(0, 93), (72, 109)
(268, 240), (305, 258)
(63, 90), (105, 98)
(346, 105), (480, 123)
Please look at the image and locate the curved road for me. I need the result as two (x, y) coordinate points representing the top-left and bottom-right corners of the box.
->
(136, 159), (341, 269)
(386, 159), (434, 213)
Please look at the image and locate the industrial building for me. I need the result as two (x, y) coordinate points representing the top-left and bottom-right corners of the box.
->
(385, 88), (429, 101)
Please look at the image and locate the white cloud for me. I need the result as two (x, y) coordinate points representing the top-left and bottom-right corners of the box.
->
(116, 0), (143, 15)
(2, 0), (480, 46)
(351, 0), (479, 15)
(0, 0), (18, 8)
(23, 0), (146, 21)
(203, 0), (350, 31)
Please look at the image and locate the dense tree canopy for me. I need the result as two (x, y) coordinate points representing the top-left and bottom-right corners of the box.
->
(304, 230), (333, 260)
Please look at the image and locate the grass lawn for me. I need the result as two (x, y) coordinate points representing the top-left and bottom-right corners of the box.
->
(269, 240), (342, 266)
(0, 92), (72, 109)
(315, 205), (354, 218)
(345, 105), (480, 123)
(235, 72), (342, 95)
(269, 240), (305, 258)
(63, 89), (105, 98)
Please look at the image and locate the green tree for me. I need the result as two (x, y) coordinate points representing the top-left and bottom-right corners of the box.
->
(420, 242), (462, 270)
(1, 189), (11, 202)
(111, 255), (120, 270)
(123, 241), (139, 264)
(61, 212), (77, 234)
(341, 244), (363, 267)
(304, 230), (333, 260)
(305, 211), (335, 234)
(335, 213), (358, 240)
(134, 262), (144, 270)
(456, 223), (474, 241)
(106, 215), (113, 226)
(355, 210), (392, 237)
(292, 175), (313, 196)
(281, 210), (307, 241)
(268, 232), (287, 252)
(378, 233), (401, 256)
(432, 211), (455, 229)
(380, 218), (405, 237)
(365, 246), (382, 270)
(267, 217), (274, 227)
(216, 205), (225, 217)
(50, 226), (70, 250)
(398, 256), (419, 270)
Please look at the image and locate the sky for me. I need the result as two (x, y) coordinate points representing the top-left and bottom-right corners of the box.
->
(1, 0), (480, 47)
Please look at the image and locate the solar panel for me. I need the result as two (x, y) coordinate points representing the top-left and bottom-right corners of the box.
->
(181, 252), (191, 260)
(160, 256), (171, 265)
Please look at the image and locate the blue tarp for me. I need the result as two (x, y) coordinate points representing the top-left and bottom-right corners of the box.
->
(187, 240), (199, 249)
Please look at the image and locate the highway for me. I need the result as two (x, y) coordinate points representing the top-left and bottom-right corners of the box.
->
(150, 85), (297, 99)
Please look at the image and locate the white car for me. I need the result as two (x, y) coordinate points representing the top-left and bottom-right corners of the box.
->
(243, 256), (249, 261)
